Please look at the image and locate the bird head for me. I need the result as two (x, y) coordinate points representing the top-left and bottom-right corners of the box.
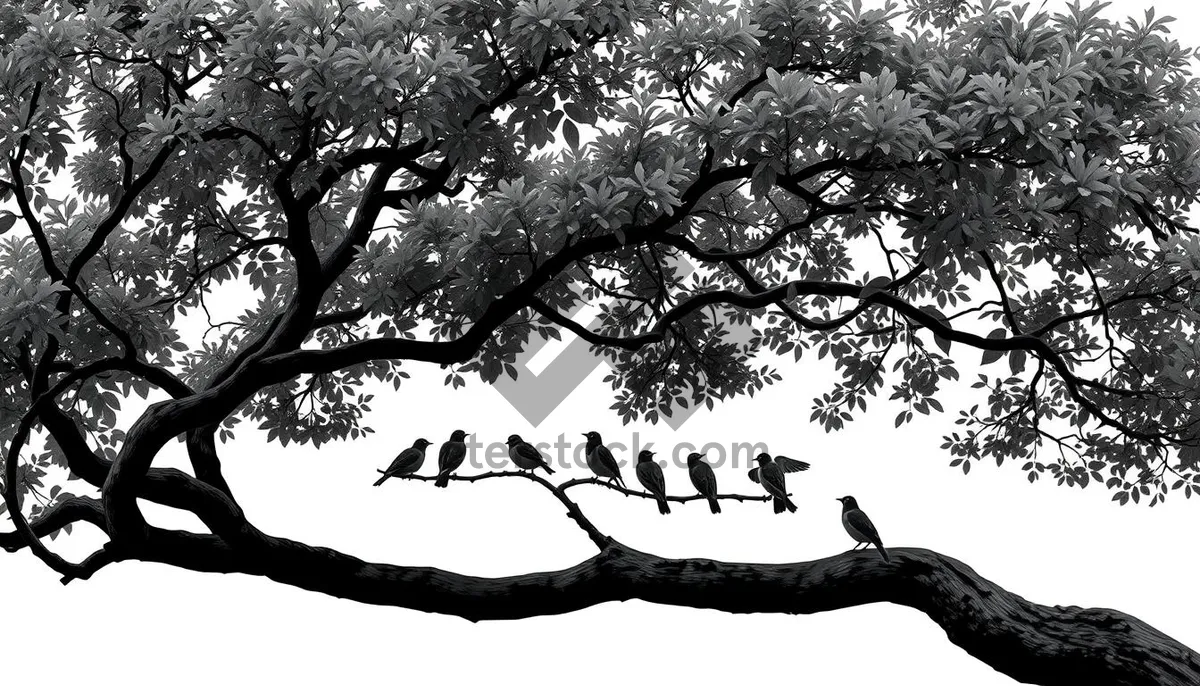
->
(686, 452), (704, 466)
(637, 449), (655, 463)
(450, 429), (468, 442)
(414, 438), (432, 448)
(506, 434), (522, 445)
(837, 496), (859, 509)
(582, 431), (600, 442)
(754, 453), (772, 466)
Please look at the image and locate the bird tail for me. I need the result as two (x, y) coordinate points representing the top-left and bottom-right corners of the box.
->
(657, 498), (670, 515)
(540, 462), (556, 475)
(773, 496), (785, 514)
(877, 545), (891, 563)
(784, 496), (797, 513)
(434, 472), (450, 488)
(774, 495), (797, 514)
(708, 497), (721, 514)
(373, 473), (389, 487)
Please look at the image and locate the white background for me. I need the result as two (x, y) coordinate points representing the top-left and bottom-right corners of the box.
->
(5, 1), (1200, 684)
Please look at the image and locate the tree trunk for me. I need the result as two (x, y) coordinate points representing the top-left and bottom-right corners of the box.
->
(132, 528), (1199, 686)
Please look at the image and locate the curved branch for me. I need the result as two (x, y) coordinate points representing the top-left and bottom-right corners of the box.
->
(528, 278), (1177, 444)
(0, 496), (106, 553)
(62, 544), (124, 585)
(131, 528), (1200, 686)
(186, 424), (233, 497)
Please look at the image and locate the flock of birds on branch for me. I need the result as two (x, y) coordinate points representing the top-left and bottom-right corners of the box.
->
(372, 430), (891, 562)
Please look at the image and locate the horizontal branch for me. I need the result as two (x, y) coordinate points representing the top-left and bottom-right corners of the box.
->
(388, 470), (773, 548)
(130, 528), (1200, 686)
(395, 471), (772, 504)
(0, 496), (106, 553)
(557, 475), (773, 504)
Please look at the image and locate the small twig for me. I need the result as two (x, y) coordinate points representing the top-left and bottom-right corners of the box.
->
(384, 471), (775, 550)
(558, 476), (773, 504)
(61, 544), (124, 586)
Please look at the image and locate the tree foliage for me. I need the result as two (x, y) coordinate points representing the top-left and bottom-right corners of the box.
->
(1, 0), (1200, 589)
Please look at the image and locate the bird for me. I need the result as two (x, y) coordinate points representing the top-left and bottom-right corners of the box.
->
(687, 452), (721, 514)
(635, 450), (670, 514)
(748, 453), (809, 513)
(373, 438), (432, 486)
(582, 431), (625, 487)
(837, 496), (890, 562)
(506, 434), (556, 475)
(434, 430), (469, 487)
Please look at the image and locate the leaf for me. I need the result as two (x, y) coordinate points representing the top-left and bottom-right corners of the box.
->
(1179, 444), (1200, 469)
(859, 275), (891, 300)
(980, 328), (1007, 365)
(562, 119), (580, 150)
(933, 333), (952, 355)
(1008, 349), (1027, 375)
(0, 212), (16, 235)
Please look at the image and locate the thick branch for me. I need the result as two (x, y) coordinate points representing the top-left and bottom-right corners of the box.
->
(130, 529), (1200, 686)
(186, 425), (233, 497)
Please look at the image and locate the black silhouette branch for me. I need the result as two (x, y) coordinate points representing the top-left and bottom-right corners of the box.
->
(9, 452), (1198, 686)
(0, 496), (105, 553)
(557, 476), (774, 505)
(525, 277), (1180, 445)
(388, 470), (774, 549)
(122, 525), (1200, 686)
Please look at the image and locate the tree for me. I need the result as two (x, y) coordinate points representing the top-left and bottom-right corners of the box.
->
(2, 0), (1199, 683)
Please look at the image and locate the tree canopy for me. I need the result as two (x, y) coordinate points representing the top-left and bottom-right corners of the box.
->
(2, 1), (1200, 683)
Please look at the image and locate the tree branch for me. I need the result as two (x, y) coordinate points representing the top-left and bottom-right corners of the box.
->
(128, 527), (1200, 686)
(0, 496), (106, 553)
(389, 470), (773, 549)
(557, 475), (773, 505)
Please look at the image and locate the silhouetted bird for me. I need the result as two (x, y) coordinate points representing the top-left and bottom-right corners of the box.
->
(506, 434), (556, 475)
(635, 450), (670, 514)
(434, 430), (469, 487)
(748, 453), (808, 513)
(373, 438), (432, 486)
(838, 496), (890, 562)
(583, 431), (625, 487)
(687, 452), (721, 513)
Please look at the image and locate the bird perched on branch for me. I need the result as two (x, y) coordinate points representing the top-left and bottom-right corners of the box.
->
(434, 430), (469, 487)
(837, 496), (890, 562)
(635, 450), (670, 514)
(748, 453), (809, 513)
(687, 452), (721, 514)
(583, 431), (625, 487)
(373, 438), (432, 486)
(507, 434), (556, 475)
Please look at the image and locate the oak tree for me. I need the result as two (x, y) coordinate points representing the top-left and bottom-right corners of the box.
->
(2, 1), (1199, 684)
